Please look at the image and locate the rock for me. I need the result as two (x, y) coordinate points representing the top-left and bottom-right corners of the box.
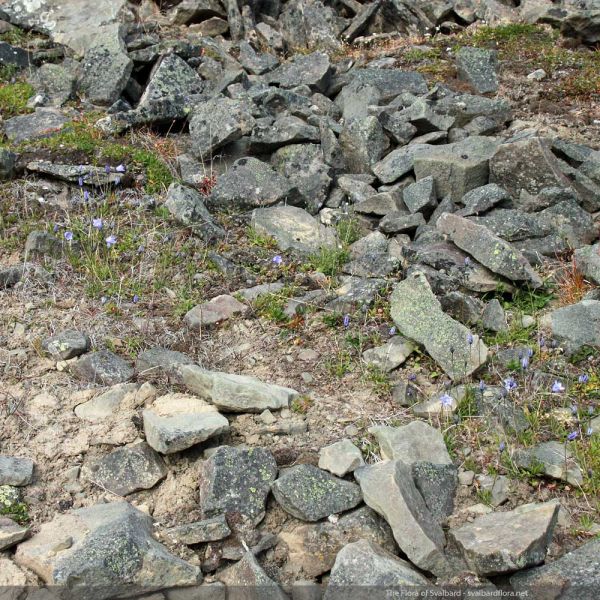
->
(511, 537), (600, 599)
(411, 385), (468, 418)
(235, 282), (285, 302)
(475, 385), (529, 433)
(189, 97), (255, 159)
(449, 501), (559, 576)
(370, 421), (452, 464)
(513, 441), (583, 486)
(178, 364), (298, 413)
(210, 157), (298, 209)
(391, 381), (420, 407)
(0, 147), (16, 180)
(25, 161), (124, 187)
(362, 337), (416, 372)
(251, 205), (338, 254)
(170, 0), (226, 25)
(413, 136), (498, 201)
(163, 515), (231, 545)
(81, 441), (167, 496)
(0, 456), (34, 486)
(574, 243), (600, 286)
(0, 40), (30, 67)
(339, 115), (389, 174)
(192, 16), (229, 36)
(280, 506), (396, 578)
(0, 517), (29, 551)
(390, 271), (488, 379)
(474, 474), (509, 507)
(165, 183), (224, 241)
(74, 383), (139, 422)
(482, 298), (508, 332)
(355, 460), (450, 576)
(198, 446), (278, 525)
(3, 108), (68, 144)
(238, 41), (278, 75)
(457, 183), (511, 217)
(396, 97), (455, 134)
(78, 35), (132, 106)
(143, 393), (229, 454)
(335, 68), (428, 102)
(70, 350), (134, 386)
(536, 200), (597, 249)
(135, 347), (194, 378)
(25, 230), (63, 258)
(14, 502), (201, 597)
(380, 211), (425, 234)
(456, 47), (499, 94)
(437, 213), (542, 287)
(440, 291), (484, 325)
(318, 440), (365, 477)
(541, 300), (600, 354)
(272, 464), (362, 522)
(412, 462), (458, 524)
(403, 176), (437, 214)
(42, 330), (90, 360)
(217, 551), (286, 599)
(32, 61), (76, 107)
(527, 68), (547, 81)
(372, 144), (431, 184)
(325, 539), (429, 599)
(326, 275), (387, 313)
(250, 116), (319, 154)
(184, 295), (248, 329)
(269, 51), (331, 92)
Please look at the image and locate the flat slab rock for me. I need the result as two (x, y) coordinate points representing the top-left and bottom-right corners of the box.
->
(0, 516), (29, 551)
(69, 350), (134, 386)
(3, 109), (68, 144)
(390, 271), (488, 380)
(541, 299), (600, 354)
(318, 439), (364, 477)
(198, 446), (278, 526)
(271, 464), (362, 522)
(178, 364), (298, 413)
(449, 501), (559, 576)
(163, 515), (231, 545)
(135, 347), (194, 378)
(0, 456), (34, 486)
(42, 329), (90, 360)
(80, 441), (167, 496)
(184, 294), (248, 329)
(513, 441), (583, 486)
(14, 502), (201, 598)
(143, 393), (229, 454)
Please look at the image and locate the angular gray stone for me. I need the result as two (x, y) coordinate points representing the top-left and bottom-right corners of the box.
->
(457, 183), (511, 217)
(3, 108), (68, 144)
(178, 364), (298, 413)
(326, 275), (386, 313)
(268, 51), (331, 92)
(209, 157), (297, 209)
(0, 456), (34, 487)
(163, 515), (231, 545)
(456, 47), (499, 94)
(217, 551), (286, 599)
(324, 539), (429, 599)
(70, 350), (134, 386)
(198, 446), (278, 525)
(250, 115), (319, 154)
(143, 393), (229, 454)
(469, 209), (548, 242)
(574, 243), (600, 286)
(437, 212), (543, 287)
(369, 421), (452, 465)
(135, 347), (194, 378)
(511, 537), (600, 599)
(318, 439), (365, 477)
(482, 298), (508, 332)
(184, 295), (248, 329)
(251, 205), (338, 254)
(474, 474), (509, 507)
(390, 270), (488, 379)
(542, 300), (600, 354)
(74, 383), (139, 422)
(0, 40), (29, 67)
(339, 115), (389, 174)
(189, 97), (255, 159)
(25, 161), (123, 187)
(42, 330), (90, 360)
(435, 92), (511, 128)
(165, 183), (224, 241)
(372, 144), (431, 184)
(0, 517), (29, 551)
(272, 464), (362, 522)
(238, 41), (278, 75)
(475, 385), (529, 433)
(362, 337), (416, 372)
(335, 68), (428, 102)
(170, 0), (226, 25)
(379, 211), (425, 234)
(14, 502), (201, 597)
(449, 501), (559, 576)
(440, 290), (484, 325)
(0, 147), (16, 180)
(412, 462), (458, 524)
(25, 230), (62, 258)
(513, 441), (583, 486)
(81, 441), (167, 496)
(355, 460), (451, 576)
(403, 176), (437, 214)
(32, 61), (77, 107)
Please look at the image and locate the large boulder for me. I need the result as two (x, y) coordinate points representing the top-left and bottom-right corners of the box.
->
(541, 300), (600, 354)
(268, 51), (332, 92)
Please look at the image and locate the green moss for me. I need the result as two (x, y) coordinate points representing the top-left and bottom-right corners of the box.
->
(0, 81), (34, 117)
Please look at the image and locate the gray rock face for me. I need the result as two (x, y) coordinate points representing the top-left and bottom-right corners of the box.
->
(42, 330), (90, 360)
(217, 551), (286, 599)
(0, 147), (16, 180)
(3, 108), (68, 144)
(390, 271), (488, 379)
(373, 144), (431, 184)
(339, 115), (389, 174)
(238, 41), (279, 75)
(475, 385), (529, 433)
(403, 176), (437, 214)
(210, 157), (297, 209)
(135, 347), (194, 378)
(511, 537), (600, 600)
(189, 97), (255, 159)
(184, 294), (248, 329)
(25, 230), (62, 258)
(250, 115), (319, 153)
(163, 515), (231, 545)
(251, 205), (338, 254)
(542, 300), (600, 354)
(412, 462), (458, 524)
(482, 298), (508, 332)
(170, 0), (226, 25)
(165, 183), (224, 241)
(14, 502), (201, 598)
(178, 364), (298, 413)
(143, 393), (229, 454)
(0, 517), (29, 551)
(469, 209), (548, 242)
(318, 439), (365, 477)
(25, 161), (123, 187)
(362, 337), (416, 372)
(380, 211), (425, 234)
(355, 460), (450, 577)
(272, 464), (362, 522)
(513, 441), (583, 486)
(456, 47), (499, 94)
(325, 539), (429, 598)
(369, 421), (452, 465)
(574, 243), (600, 286)
(336, 68), (428, 102)
(81, 442), (167, 496)
(449, 501), (559, 576)
(70, 350), (134, 385)
(437, 212), (542, 287)
(0, 40), (29, 67)
(0, 456), (34, 486)
(198, 446), (278, 525)
(457, 183), (511, 216)
(280, 506), (397, 578)
(269, 51), (331, 92)
(74, 383), (139, 422)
